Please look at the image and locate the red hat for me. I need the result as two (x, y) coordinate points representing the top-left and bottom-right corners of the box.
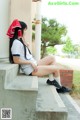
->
(7, 19), (22, 38)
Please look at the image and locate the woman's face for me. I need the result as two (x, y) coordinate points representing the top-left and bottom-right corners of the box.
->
(23, 28), (27, 37)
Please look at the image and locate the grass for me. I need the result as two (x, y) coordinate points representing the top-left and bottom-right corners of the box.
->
(70, 70), (80, 98)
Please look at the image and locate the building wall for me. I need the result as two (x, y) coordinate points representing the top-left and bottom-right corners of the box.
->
(0, 0), (11, 59)
(0, 0), (37, 59)
(10, 0), (32, 50)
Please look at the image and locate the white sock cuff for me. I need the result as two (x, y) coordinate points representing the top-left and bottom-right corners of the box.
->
(54, 76), (61, 86)
(49, 74), (54, 81)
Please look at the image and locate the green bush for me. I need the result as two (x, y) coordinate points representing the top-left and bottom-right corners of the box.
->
(46, 47), (57, 54)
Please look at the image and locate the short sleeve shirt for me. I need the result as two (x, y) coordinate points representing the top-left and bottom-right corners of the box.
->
(11, 39), (37, 69)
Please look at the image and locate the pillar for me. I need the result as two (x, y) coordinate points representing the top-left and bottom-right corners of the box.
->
(32, 0), (41, 61)
(35, 1), (41, 61)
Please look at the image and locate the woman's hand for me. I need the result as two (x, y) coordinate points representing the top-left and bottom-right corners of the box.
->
(30, 62), (38, 72)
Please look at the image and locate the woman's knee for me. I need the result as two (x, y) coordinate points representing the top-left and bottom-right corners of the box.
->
(48, 55), (56, 63)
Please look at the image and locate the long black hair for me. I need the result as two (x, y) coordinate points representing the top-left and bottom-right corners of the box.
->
(9, 21), (27, 63)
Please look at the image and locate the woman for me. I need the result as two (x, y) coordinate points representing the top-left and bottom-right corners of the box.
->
(7, 19), (71, 93)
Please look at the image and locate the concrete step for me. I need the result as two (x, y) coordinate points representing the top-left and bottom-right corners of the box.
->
(0, 80), (38, 120)
(59, 93), (80, 120)
(0, 64), (38, 120)
(0, 63), (18, 90)
(5, 75), (38, 91)
(0, 63), (38, 91)
(36, 78), (68, 120)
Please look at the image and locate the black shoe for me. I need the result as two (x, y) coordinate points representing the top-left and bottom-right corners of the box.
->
(46, 79), (61, 89)
(56, 86), (71, 93)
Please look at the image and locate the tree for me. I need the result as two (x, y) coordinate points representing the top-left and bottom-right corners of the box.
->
(73, 44), (80, 58)
(62, 37), (74, 55)
(41, 17), (67, 57)
(32, 17), (67, 57)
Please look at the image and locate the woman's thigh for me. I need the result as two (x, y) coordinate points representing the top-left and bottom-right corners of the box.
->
(32, 65), (59, 77)
(38, 55), (56, 65)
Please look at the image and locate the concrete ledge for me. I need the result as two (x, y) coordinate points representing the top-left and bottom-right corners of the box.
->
(0, 63), (17, 69)
(0, 64), (38, 120)
(36, 78), (68, 120)
(0, 83), (38, 120)
(5, 75), (38, 91)
(0, 63), (38, 91)
(0, 63), (18, 90)
(0, 64), (38, 91)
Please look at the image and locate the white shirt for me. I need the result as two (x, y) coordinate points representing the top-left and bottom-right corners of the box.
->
(11, 39), (37, 69)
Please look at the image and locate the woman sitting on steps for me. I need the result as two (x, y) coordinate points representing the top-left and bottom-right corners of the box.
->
(7, 19), (71, 93)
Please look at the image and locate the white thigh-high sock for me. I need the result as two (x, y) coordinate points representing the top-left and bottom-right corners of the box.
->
(54, 76), (62, 86)
(49, 74), (54, 81)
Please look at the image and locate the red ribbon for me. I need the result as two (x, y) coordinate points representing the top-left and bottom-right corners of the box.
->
(7, 19), (22, 38)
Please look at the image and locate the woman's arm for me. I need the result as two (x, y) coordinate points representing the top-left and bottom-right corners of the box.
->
(13, 56), (31, 64)
(13, 56), (38, 72)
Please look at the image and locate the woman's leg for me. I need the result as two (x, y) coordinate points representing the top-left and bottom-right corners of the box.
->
(38, 55), (56, 65)
(34, 55), (71, 93)
(32, 65), (59, 77)
(32, 57), (71, 92)
(37, 55), (61, 85)
(38, 55), (59, 77)
(32, 65), (61, 88)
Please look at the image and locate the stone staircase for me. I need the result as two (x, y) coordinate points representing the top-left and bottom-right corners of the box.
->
(0, 63), (38, 120)
(36, 78), (68, 120)
(0, 63), (80, 120)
